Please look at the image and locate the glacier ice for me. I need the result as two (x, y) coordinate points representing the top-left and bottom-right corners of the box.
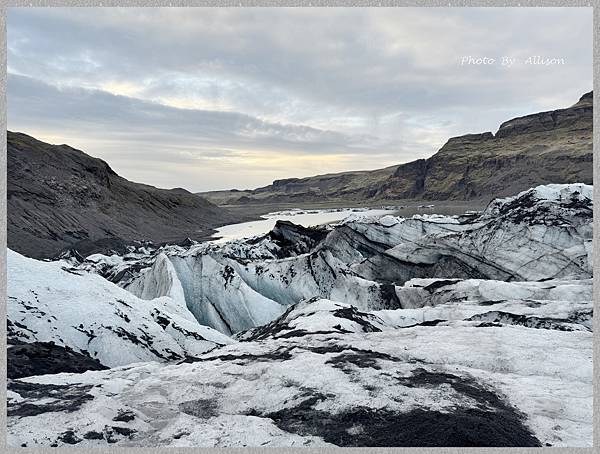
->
(6, 183), (593, 447)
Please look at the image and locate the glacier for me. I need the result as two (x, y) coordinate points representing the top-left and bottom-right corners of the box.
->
(6, 183), (593, 447)
(59, 182), (593, 334)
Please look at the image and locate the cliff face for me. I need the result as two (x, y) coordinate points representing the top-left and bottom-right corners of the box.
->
(496, 91), (592, 138)
(7, 132), (240, 258)
(406, 91), (593, 200)
(201, 92), (592, 205)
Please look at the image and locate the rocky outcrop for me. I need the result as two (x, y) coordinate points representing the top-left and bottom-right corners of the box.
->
(7, 131), (242, 259)
(7, 341), (109, 379)
(495, 91), (592, 138)
(201, 92), (592, 204)
(412, 92), (592, 200)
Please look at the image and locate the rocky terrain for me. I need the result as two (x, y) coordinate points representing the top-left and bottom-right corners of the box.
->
(7, 131), (242, 259)
(7, 183), (593, 447)
(201, 92), (592, 205)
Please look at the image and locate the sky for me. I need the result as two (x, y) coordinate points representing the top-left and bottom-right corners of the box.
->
(7, 7), (592, 192)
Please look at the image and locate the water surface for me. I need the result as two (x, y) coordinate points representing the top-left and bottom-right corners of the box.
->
(211, 208), (397, 243)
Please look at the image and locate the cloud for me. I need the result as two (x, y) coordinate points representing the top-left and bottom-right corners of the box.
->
(8, 74), (407, 190)
(7, 73), (395, 152)
(7, 7), (593, 191)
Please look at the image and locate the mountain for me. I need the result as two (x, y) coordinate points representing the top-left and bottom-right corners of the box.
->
(201, 91), (592, 205)
(7, 131), (242, 259)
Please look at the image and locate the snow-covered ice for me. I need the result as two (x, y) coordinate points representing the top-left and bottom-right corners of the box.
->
(6, 184), (593, 447)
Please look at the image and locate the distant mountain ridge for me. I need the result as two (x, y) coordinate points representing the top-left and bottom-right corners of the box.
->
(7, 132), (241, 259)
(201, 91), (592, 205)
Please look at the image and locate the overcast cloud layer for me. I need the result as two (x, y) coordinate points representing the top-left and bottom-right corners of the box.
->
(7, 7), (592, 192)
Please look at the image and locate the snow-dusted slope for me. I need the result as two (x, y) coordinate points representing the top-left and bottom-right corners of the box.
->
(7, 250), (233, 367)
